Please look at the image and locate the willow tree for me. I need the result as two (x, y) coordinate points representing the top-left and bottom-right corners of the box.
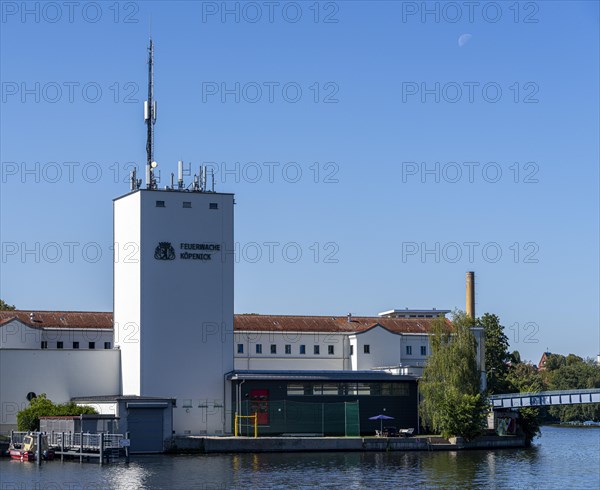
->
(419, 310), (488, 440)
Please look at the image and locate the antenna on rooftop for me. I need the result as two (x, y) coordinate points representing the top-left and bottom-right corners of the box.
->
(144, 38), (158, 189)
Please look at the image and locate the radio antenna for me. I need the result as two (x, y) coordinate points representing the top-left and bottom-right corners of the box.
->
(144, 38), (157, 189)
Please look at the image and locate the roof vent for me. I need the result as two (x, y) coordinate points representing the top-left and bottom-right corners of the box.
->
(29, 313), (35, 322)
(347, 313), (352, 323)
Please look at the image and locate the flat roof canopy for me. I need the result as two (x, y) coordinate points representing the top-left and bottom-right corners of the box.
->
(226, 370), (418, 382)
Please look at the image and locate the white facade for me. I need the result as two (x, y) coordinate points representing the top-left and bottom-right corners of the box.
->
(0, 349), (120, 432)
(0, 319), (112, 350)
(234, 331), (350, 371)
(113, 189), (234, 435)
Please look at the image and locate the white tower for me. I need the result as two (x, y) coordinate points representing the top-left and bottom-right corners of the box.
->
(114, 189), (234, 435)
(114, 40), (234, 435)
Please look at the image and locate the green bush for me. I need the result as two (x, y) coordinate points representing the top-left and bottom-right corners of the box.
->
(17, 394), (97, 431)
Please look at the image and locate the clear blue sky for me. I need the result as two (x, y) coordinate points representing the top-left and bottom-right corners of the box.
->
(1, 1), (598, 363)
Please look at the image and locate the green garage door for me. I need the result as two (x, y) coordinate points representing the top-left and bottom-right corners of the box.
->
(128, 408), (164, 453)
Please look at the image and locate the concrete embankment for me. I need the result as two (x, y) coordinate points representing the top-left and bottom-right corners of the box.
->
(167, 435), (526, 454)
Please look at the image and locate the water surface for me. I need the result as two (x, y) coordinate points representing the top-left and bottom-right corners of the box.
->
(1, 426), (598, 489)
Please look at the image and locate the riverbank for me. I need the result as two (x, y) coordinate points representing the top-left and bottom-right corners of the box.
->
(167, 434), (526, 454)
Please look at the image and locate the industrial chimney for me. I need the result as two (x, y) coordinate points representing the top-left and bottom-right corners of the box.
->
(466, 271), (475, 318)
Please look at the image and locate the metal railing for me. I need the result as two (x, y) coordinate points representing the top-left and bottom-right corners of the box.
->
(11, 431), (124, 450)
(489, 388), (600, 409)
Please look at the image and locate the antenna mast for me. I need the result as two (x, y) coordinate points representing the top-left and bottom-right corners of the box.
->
(144, 38), (157, 189)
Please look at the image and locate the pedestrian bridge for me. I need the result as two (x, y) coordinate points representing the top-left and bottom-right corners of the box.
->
(490, 388), (600, 410)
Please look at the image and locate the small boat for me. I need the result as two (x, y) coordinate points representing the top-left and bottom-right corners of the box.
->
(9, 434), (55, 462)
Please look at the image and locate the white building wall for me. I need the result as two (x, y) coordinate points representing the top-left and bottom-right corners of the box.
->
(400, 334), (430, 367)
(353, 327), (402, 370)
(114, 189), (234, 435)
(0, 320), (42, 349)
(114, 191), (142, 396)
(234, 331), (347, 371)
(76, 402), (118, 416)
(0, 350), (120, 431)
(41, 329), (113, 349)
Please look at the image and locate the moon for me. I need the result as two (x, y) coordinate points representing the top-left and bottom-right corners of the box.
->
(458, 34), (473, 47)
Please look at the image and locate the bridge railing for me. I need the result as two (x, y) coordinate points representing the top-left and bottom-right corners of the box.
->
(489, 388), (600, 409)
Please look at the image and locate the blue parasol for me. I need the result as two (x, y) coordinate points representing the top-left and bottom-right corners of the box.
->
(369, 414), (395, 433)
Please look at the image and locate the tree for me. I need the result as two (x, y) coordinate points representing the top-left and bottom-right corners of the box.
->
(509, 350), (521, 365)
(17, 393), (97, 431)
(480, 313), (510, 394)
(544, 355), (600, 422)
(419, 311), (488, 440)
(505, 362), (545, 445)
(0, 299), (16, 311)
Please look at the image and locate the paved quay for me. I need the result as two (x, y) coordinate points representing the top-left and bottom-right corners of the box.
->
(167, 435), (526, 454)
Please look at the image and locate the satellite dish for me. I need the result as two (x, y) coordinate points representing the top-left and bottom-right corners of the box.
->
(26, 392), (37, 402)
(151, 161), (158, 168)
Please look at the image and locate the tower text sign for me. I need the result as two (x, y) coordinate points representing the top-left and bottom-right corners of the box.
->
(155, 242), (220, 261)
(180, 242), (220, 261)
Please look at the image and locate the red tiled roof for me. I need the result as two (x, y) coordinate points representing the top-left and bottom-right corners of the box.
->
(0, 311), (113, 329)
(0, 311), (450, 334)
(234, 314), (451, 334)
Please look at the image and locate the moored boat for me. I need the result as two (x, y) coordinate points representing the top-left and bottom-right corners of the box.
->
(9, 434), (55, 462)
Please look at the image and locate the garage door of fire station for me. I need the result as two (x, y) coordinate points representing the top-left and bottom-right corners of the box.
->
(127, 404), (165, 453)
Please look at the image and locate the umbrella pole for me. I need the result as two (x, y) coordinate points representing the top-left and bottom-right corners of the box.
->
(380, 419), (383, 434)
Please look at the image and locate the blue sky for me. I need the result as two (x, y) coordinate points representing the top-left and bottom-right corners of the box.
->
(1, 1), (598, 363)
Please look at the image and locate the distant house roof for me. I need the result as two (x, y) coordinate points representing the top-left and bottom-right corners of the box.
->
(538, 351), (553, 370)
(0, 310), (449, 334)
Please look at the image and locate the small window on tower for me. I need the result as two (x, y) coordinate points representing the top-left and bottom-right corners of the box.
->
(89, 342), (95, 350)
(73, 342), (79, 349)
(183, 202), (192, 208)
(285, 345), (291, 354)
(41, 341), (48, 349)
(156, 200), (165, 207)
(57, 342), (64, 349)
(209, 203), (218, 210)
(237, 344), (244, 354)
(104, 342), (112, 349)
(270, 344), (277, 354)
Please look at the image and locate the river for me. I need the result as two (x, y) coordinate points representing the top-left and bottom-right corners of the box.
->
(1, 426), (598, 489)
